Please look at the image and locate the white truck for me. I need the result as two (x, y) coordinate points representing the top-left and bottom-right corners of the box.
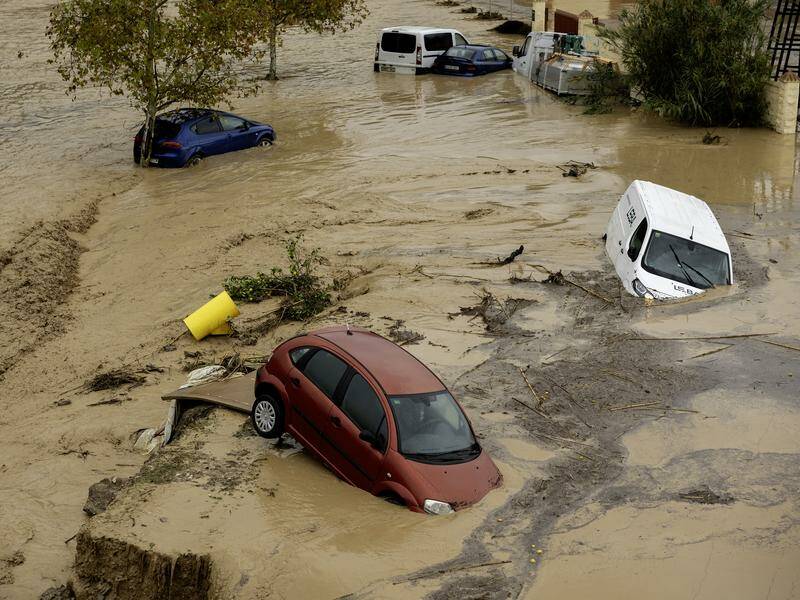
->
(511, 31), (602, 95)
(374, 27), (470, 74)
(605, 181), (733, 300)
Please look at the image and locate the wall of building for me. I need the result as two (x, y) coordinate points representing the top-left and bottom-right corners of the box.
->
(764, 74), (799, 135)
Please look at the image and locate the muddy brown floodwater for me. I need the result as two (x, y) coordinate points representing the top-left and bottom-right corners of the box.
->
(1, 0), (799, 598)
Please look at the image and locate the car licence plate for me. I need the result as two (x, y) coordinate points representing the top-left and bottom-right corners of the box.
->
(380, 65), (395, 72)
(445, 65), (460, 71)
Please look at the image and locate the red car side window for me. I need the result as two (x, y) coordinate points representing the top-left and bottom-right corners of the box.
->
(289, 346), (315, 366)
(302, 350), (348, 399)
(340, 373), (388, 450)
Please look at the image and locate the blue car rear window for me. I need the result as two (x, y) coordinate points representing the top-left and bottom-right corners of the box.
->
(153, 120), (181, 139)
(446, 47), (475, 59)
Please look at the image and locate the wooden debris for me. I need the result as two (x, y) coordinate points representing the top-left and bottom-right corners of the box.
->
(756, 338), (800, 353)
(609, 401), (661, 412)
(689, 344), (733, 359)
(534, 431), (595, 448)
(511, 396), (551, 421)
(519, 367), (544, 408)
(627, 332), (776, 341)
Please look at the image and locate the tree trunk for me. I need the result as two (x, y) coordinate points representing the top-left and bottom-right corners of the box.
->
(140, 107), (157, 168)
(140, 0), (158, 167)
(267, 22), (278, 80)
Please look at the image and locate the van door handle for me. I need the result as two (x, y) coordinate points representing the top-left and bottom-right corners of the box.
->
(290, 377), (300, 387)
(398, 54), (405, 58)
(330, 415), (342, 428)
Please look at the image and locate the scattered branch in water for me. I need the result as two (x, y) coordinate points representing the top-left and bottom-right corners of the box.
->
(678, 486), (733, 505)
(83, 368), (145, 392)
(529, 264), (614, 304)
(474, 9), (504, 20)
(456, 290), (531, 331)
(387, 320), (425, 346)
(498, 245), (524, 265)
(557, 161), (597, 178)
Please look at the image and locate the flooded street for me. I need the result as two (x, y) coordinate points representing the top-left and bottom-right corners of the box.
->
(1, 0), (799, 598)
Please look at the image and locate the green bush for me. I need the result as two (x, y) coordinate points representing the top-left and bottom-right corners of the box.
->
(582, 60), (631, 114)
(601, 0), (771, 126)
(224, 235), (331, 321)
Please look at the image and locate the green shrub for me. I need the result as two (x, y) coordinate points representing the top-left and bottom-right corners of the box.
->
(224, 235), (331, 321)
(600, 0), (771, 126)
(582, 60), (631, 114)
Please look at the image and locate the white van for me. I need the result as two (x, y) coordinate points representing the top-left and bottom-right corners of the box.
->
(605, 181), (733, 299)
(374, 27), (470, 74)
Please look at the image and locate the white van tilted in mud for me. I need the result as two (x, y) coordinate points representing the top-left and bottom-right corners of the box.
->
(374, 27), (469, 74)
(605, 181), (733, 300)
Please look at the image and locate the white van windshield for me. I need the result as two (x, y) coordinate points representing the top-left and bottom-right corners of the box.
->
(382, 32), (416, 54)
(642, 230), (730, 289)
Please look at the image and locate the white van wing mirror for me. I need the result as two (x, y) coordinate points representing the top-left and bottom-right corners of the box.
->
(512, 45), (521, 57)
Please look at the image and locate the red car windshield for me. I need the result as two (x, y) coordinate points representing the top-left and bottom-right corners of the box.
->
(388, 391), (479, 463)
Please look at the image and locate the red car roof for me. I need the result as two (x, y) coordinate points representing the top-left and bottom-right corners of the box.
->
(311, 327), (444, 396)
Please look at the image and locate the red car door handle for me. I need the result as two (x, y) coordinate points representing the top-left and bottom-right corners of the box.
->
(290, 377), (300, 387)
(330, 415), (342, 428)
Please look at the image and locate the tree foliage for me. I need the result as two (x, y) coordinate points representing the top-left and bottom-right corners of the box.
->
(224, 235), (331, 321)
(600, 0), (771, 126)
(254, 0), (368, 79)
(47, 0), (263, 165)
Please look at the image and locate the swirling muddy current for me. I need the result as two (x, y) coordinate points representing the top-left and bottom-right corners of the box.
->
(1, 0), (799, 598)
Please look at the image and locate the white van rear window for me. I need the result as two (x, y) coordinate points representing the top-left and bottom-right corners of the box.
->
(382, 32), (416, 54)
(424, 33), (453, 51)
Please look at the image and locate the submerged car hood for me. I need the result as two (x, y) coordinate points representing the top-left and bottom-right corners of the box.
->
(411, 450), (502, 509)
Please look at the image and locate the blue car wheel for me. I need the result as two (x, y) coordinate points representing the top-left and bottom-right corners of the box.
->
(185, 154), (203, 167)
(257, 136), (273, 147)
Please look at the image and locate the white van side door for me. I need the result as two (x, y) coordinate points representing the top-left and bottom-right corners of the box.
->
(618, 195), (648, 285)
(513, 35), (533, 77)
(606, 198), (627, 271)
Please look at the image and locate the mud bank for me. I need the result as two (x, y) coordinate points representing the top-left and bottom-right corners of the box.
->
(0, 202), (99, 380)
(74, 533), (211, 600)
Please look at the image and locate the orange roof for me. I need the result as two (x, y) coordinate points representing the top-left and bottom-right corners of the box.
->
(312, 327), (444, 396)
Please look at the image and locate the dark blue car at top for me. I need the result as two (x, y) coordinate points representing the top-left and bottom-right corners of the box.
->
(431, 44), (513, 77)
(133, 108), (275, 168)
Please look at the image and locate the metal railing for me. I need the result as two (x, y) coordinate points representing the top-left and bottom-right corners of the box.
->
(768, 0), (800, 80)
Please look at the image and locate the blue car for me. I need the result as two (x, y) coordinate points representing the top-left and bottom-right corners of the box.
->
(430, 44), (513, 76)
(133, 108), (275, 167)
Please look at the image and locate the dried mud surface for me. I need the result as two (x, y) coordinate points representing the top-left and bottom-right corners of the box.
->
(1, 0), (799, 598)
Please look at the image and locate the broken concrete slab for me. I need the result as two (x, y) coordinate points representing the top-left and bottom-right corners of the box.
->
(83, 477), (128, 516)
(162, 372), (255, 414)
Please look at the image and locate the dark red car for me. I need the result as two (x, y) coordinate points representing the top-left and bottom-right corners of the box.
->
(252, 326), (502, 514)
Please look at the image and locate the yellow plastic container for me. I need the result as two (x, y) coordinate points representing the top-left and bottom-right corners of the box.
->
(184, 291), (240, 341)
